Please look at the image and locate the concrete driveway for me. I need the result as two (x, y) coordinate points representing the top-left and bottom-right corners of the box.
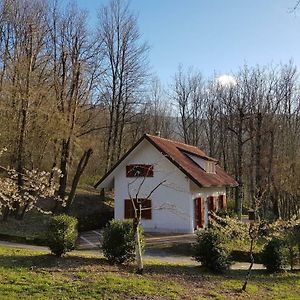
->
(77, 230), (103, 250)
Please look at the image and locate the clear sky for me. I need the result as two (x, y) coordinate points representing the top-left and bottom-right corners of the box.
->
(74, 0), (300, 84)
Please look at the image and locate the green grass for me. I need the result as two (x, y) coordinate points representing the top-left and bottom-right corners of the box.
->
(0, 210), (51, 244)
(0, 246), (182, 299)
(0, 245), (300, 299)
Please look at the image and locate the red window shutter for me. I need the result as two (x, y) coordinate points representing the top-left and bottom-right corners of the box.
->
(126, 165), (134, 177)
(124, 199), (135, 219)
(141, 199), (152, 219)
(145, 165), (154, 177)
(209, 196), (215, 211)
(200, 198), (205, 227)
(126, 165), (153, 177)
(219, 195), (226, 210)
(124, 199), (152, 220)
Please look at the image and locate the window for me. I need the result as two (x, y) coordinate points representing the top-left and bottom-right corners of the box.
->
(126, 164), (153, 177)
(205, 161), (216, 173)
(124, 199), (152, 219)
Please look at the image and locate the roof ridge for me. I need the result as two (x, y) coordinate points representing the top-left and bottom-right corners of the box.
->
(145, 134), (201, 150)
(95, 133), (238, 188)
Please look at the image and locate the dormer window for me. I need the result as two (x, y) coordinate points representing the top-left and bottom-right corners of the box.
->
(206, 161), (216, 173)
(182, 151), (216, 173)
(126, 164), (154, 177)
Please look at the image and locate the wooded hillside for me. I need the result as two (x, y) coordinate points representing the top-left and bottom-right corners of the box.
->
(0, 0), (299, 220)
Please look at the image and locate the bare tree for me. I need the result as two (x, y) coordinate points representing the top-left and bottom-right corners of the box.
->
(49, 2), (100, 206)
(172, 66), (206, 147)
(97, 0), (149, 171)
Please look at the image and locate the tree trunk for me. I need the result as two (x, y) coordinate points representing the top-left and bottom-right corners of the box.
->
(135, 220), (144, 274)
(255, 113), (263, 215)
(64, 148), (93, 212)
(242, 233), (255, 291)
(235, 120), (243, 220)
(58, 138), (70, 200)
(14, 105), (27, 218)
(134, 202), (143, 274)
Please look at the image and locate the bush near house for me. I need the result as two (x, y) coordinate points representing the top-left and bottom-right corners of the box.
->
(46, 214), (78, 257)
(102, 219), (144, 264)
(193, 228), (232, 273)
(261, 238), (285, 273)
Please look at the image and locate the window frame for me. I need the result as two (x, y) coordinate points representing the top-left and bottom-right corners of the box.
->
(126, 164), (154, 177)
(205, 161), (216, 173)
(124, 198), (152, 220)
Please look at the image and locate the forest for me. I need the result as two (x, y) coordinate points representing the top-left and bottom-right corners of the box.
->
(0, 0), (299, 221)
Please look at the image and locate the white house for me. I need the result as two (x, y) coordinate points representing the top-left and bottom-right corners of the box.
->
(95, 134), (237, 233)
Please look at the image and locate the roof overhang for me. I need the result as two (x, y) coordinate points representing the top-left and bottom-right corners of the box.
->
(94, 134), (238, 189)
(94, 135), (147, 189)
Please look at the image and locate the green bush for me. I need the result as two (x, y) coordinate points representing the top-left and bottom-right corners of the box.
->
(261, 238), (284, 273)
(193, 228), (232, 273)
(283, 224), (300, 270)
(216, 209), (236, 219)
(102, 220), (144, 264)
(47, 214), (78, 257)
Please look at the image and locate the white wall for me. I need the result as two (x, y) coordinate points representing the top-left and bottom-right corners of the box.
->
(114, 139), (194, 233)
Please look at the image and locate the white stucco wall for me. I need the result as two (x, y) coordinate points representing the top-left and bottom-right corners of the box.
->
(113, 139), (194, 233)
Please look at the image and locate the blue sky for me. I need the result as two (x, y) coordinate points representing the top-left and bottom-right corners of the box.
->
(74, 0), (300, 84)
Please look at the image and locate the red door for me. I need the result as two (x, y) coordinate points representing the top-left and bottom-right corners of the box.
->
(194, 198), (204, 229)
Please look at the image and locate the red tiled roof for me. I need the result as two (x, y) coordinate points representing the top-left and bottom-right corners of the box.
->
(95, 134), (238, 188)
(145, 134), (238, 188)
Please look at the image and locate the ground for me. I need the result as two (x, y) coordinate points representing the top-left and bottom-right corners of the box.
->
(0, 244), (300, 299)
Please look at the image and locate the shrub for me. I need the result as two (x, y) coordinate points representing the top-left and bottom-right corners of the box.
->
(47, 214), (78, 257)
(193, 228), (232, 273)
(261, 238), (284, 273)
(216, 209), (236, 219)
(283, 224), (300, 270)
(102, 219), (144, 264)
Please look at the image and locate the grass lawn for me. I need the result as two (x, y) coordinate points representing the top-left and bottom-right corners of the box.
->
(0, 211), (51, 244)
(0, 246), (300, 299)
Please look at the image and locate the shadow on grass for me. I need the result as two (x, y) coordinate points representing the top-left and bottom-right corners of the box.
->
(0, 252), (107, 269)
(146, 243), (194, 256)
(144, 262), (300, 284)
(1, 248), (300, 290)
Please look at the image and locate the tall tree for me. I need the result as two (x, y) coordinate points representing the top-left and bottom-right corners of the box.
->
(97, 0), (149, 171)
(49, 2), (100, 204)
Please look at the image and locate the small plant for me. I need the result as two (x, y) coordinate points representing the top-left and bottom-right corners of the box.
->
(102, 219), (144, 264)
(216, 209), (236, 219)
(261, 238), (284, 273)
(47, 214), (78, 257)
(193, 228), (232, 273)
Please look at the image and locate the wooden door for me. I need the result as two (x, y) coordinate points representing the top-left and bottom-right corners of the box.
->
(194, 198), (204, 229)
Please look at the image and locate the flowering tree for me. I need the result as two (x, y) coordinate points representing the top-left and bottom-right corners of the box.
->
(0, 164), (63, 221)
